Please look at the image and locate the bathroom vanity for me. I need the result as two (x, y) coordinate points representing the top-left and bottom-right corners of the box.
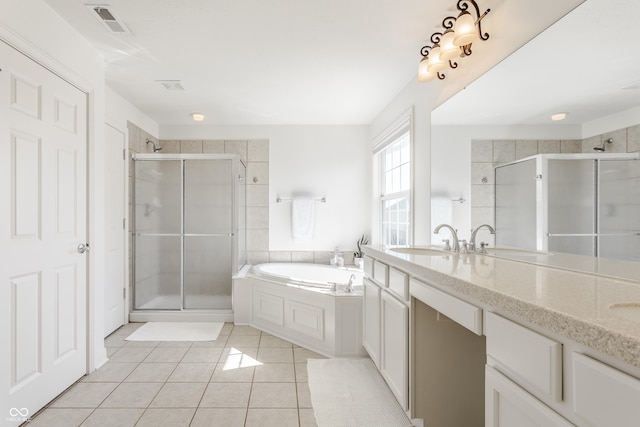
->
(363, 246), (640, 427)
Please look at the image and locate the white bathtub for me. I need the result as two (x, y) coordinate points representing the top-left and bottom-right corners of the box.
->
(233, 263), (366, 357)
(251, 263), (364, 293)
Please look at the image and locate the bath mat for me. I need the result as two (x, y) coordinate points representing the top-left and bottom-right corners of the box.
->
(307, 358), (413, 427)
(125, 322), (224, 341)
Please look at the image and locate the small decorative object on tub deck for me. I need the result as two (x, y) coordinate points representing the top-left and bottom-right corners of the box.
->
(353, 235), (369, 269)
(330, 247), (345, 267)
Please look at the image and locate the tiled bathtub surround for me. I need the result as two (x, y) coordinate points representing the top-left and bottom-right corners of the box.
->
(29, 323), (322, 427)
(470, 123), (640, 244)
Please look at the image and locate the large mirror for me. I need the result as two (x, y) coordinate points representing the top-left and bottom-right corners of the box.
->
(430, 0), (640, 275)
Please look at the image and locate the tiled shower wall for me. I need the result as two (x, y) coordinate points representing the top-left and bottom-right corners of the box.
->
(470, 123), (640, 244)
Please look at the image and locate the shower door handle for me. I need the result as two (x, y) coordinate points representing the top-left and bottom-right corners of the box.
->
(77, 243), (90, 254)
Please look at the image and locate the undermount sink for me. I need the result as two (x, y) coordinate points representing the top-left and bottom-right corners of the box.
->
(390, 247), (447, 256)
(483, 247), (552, 257)
(609, 303), (640, 323)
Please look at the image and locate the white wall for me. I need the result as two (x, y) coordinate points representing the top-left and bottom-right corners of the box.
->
(582, 105), (640, 139)
(0, 0), (108, 370)
(161, 125), (371, 252)
(106, 87), (159, 138)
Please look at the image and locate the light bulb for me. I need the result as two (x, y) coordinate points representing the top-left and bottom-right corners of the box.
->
(453, 11), (478, 46)
(439, 30), (460, 61)
(426, 45), (446, 73)
(418, 57), (436, 82)
(191, 113), (205, 121)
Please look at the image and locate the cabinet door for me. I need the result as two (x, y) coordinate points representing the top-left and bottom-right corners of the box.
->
(380, 291), (409, 411)
(486, 366), (575, 427)
(573, 352), (640, 427)
(363, 278), (381, 367)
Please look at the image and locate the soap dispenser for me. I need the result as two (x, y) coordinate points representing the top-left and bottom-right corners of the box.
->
(330, 247), (344, 267)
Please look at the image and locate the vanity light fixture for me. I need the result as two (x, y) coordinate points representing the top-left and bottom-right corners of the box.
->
(418, 0), (490, 82)
(191, 112), (205, 122)
(551, 112), (568, 121)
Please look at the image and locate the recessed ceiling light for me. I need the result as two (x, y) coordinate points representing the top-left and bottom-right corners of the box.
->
(191, 113), (205, 122)
(551, 112), (568, 121)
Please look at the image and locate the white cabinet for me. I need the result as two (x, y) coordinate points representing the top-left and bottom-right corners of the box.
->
(363, 263), (409, 412)
(363, 278), (381, 367)
(380, 291), (409, 411)
(572, 352), (640, 427)
(485, 312), (562, 402)
(388, 267), (409, 301)
(486, 366), (575, 427)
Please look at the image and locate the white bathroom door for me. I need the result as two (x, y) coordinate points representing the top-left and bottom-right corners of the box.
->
(0, 40), (88, 421)
(104, 123), (126, 336)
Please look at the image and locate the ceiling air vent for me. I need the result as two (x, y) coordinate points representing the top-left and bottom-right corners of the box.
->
(87, 5), (131, 34)
(156, 80), (185, 91)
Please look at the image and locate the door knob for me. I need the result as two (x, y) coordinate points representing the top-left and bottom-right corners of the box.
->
(77, 243), (90, 254)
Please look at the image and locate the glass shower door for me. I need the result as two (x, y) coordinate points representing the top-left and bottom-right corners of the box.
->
(598, 159), (640, 261)
(183, 159), (233, 310)
(495, 158), (537, 250)
(547, 159), (596, 256)
(133, 160), (182, 310)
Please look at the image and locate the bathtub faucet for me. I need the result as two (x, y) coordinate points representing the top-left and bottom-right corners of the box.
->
(345, 273), (357, 293)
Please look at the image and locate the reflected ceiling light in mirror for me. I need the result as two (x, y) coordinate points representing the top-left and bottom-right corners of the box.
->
(191, 112), (205, 121)
(418, 0), (490, 82)
(551, 112), (568, 121)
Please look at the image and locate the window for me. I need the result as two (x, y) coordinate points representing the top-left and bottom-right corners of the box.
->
(373, 110), (412, 247)
(380, 133), (411, 245)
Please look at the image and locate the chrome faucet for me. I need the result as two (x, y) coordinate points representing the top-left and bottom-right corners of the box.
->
(470, 224), (495, 252)
(345, 273), (357, 293)
(434, 224), (460, 252)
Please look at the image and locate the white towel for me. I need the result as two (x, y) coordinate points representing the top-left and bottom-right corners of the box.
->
(292, 197), (315, 240)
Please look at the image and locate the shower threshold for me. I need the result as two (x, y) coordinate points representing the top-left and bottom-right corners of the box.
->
(130, 295), (234, 323)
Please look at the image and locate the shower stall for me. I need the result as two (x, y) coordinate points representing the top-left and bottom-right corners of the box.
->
(495, 153), (640, 261)
(130, 154), (246, 322)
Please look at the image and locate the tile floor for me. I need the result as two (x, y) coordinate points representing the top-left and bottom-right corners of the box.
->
(28, 323), (324, 427)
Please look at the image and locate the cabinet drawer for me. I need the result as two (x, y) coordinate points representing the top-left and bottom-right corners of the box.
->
(573, 352), (640, 427)
(485, 312), (562, 402)
(363, 256), (374, 277)
(388, 267), (409, 301)
(373, 260), (388, 287)
(410, 278), (482, 335)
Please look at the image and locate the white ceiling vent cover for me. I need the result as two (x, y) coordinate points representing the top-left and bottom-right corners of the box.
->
(87, 5), (132, 34)
(156, 80), (185, 91)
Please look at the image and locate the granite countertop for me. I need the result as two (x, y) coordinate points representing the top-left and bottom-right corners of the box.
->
(364, 245), (640, 369)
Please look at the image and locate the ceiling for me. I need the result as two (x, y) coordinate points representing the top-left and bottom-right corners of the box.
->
(432, 0), (640, 126)
(42, 0), (458, 126)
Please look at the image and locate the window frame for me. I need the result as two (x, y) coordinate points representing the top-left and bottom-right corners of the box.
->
(372, 108), (414, 246)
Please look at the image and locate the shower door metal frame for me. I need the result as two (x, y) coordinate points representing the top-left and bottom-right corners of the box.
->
(131, 153), (246, 312)
(495, 152), (640, 257)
